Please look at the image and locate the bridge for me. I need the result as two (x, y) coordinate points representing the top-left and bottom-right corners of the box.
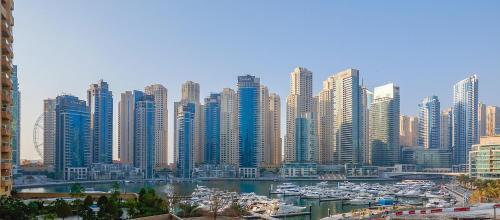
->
(385, 172), (466, 178)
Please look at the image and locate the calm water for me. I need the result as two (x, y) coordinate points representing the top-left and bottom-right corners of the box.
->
(20, 180), (408, 220)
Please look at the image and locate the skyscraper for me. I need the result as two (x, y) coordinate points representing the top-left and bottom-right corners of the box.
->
(400, 115), (419, 147)
(55, 95), (91, 180)
(478, 102), (486, 137)
(259, 85), (269, 166)
(0, 0), (14, 196)
(269, 93), (282, 166)
(238, 75), (261, 178)
(486, 106), (500, 136)
(220, 88), (238, 166)
(203, 93), (221, 165)
(360, 85), (373, 164)
(11, 65), (19, 167)
(440, 108), (452, 149)
(133, 92), (155, 178)
(452, 75), (479, 170)
(174, 81), (203, 165)
(295, 112), (318, 163)
(43, 99), (57, 167)
(87, 80), (113, 164)
(285, 67), (313, 163)
(145, 84), (169, 168)
(118, 91), (135, 164)
(370, 83), (400, 167)
(176, 102), (196, 178)
(318, 69), (361, 164)
(418, 96), (441, 149)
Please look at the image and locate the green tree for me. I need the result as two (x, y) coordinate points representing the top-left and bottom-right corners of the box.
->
(70, 183), (85, 198)
(0, 196), (30, 219)
(177, 203), (201, 218)
(54, 199), (73, 219)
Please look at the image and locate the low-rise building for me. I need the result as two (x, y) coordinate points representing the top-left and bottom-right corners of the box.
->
(344, 163), (379, 179)
(469, 136), (500, 179)
(280, 163), (317, 178)
(88, 163), (144, 180)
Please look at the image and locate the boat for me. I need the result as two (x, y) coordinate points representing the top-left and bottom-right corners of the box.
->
(377, 195), (395, 205)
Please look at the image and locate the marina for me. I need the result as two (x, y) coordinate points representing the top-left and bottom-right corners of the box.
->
(18, 179), (468, 219)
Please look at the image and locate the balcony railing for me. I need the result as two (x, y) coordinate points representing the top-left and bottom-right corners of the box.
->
(0, 162), (11, 170)
(0, 72), (11, 89)
(1, 90), (10, 104)
(1, 125), (10, 137)
(1, 38), (11, 56)
(1, 20), (11, 40)
(1, 55), (12, 73)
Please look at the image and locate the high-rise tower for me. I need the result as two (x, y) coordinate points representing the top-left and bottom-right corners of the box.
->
(418, 96), (441, 149)
(318, 69), (361, 164)
(285, 67), (313, 162)
(237, 75), (261, 177)
(87, 80), (113, 164)
(370, 83), (400, 167)
(55, 95), (91, 180)
(11, 65), (19, 167)
(452, 75), (479, 170)
(133, 92), (155, 179)
(0, 0), (14, 195)
(203, 93), (221, 165)
(118, 91), (135, 164)
(220, 88), (238, 166)
(145, 84), (169, 168)
(43, 99), (57, 167)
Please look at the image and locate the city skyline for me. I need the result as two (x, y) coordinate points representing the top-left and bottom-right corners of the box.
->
(14, 1), (500, 161)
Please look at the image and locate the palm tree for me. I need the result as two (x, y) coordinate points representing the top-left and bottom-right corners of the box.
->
(177, 203), (200, 218)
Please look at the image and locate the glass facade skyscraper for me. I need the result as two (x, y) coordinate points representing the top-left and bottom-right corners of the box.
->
(133, 91), (155, 179)
(295, 112), (317, 163)
(238, 75), (260, 178)
(370, 83), (400, 167)
(203, 93), (221, 165)
(176, 102), (196, 178)
(418, 96), (440, 149)
(452, 75), (478, 170)
(87, 80), (113, 164)
(11, 65), (19, 167)
(55, 95), (91, 180)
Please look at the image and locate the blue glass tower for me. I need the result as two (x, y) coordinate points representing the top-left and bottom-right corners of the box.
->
(237, 75), (260, 178)
(11, 65), (20, 167)
(177, 102), (196, 178)
(204, 93), (221, 165)
(133, 91), (155, 179)
(87, 80), (113, 164)
(55, 95), (91, 180)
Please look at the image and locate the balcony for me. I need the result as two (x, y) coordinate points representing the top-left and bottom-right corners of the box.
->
(0, 176), (11, 187)
(1, 125), (10, 137)
(0, 145), (10, 153)
(1, 54), (11, 69)
(1, 21), (11, 41)
(1, 39), (11, 56)
(0, 162), (11, 170)
(1, 109), (10, 121)
(1, 72), (11, 89)
(0, 0), (13, 25)
(1, 90), (10, 104)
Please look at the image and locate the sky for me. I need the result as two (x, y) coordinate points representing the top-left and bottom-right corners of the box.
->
(14, 1), (500, 161)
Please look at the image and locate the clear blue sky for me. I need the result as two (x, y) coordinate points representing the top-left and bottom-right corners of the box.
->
(15, 1), (500, 161)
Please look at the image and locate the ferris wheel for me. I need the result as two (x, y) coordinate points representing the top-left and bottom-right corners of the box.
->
(33, 113), (44, 159)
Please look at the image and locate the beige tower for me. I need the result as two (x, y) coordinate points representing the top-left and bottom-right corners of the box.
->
(0, 0), (13, 196)
(174, 81), (203, 166)
(486, 106), (500, 136)
(220, 88), (238, 166)
(318, 69), (361, 165)
(285, 67), (313, 162)
(269, 93), (282, 166)
(145, 84), (169, 169)
(118, 91), (135, 164)
(400, 115), (419, 147)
